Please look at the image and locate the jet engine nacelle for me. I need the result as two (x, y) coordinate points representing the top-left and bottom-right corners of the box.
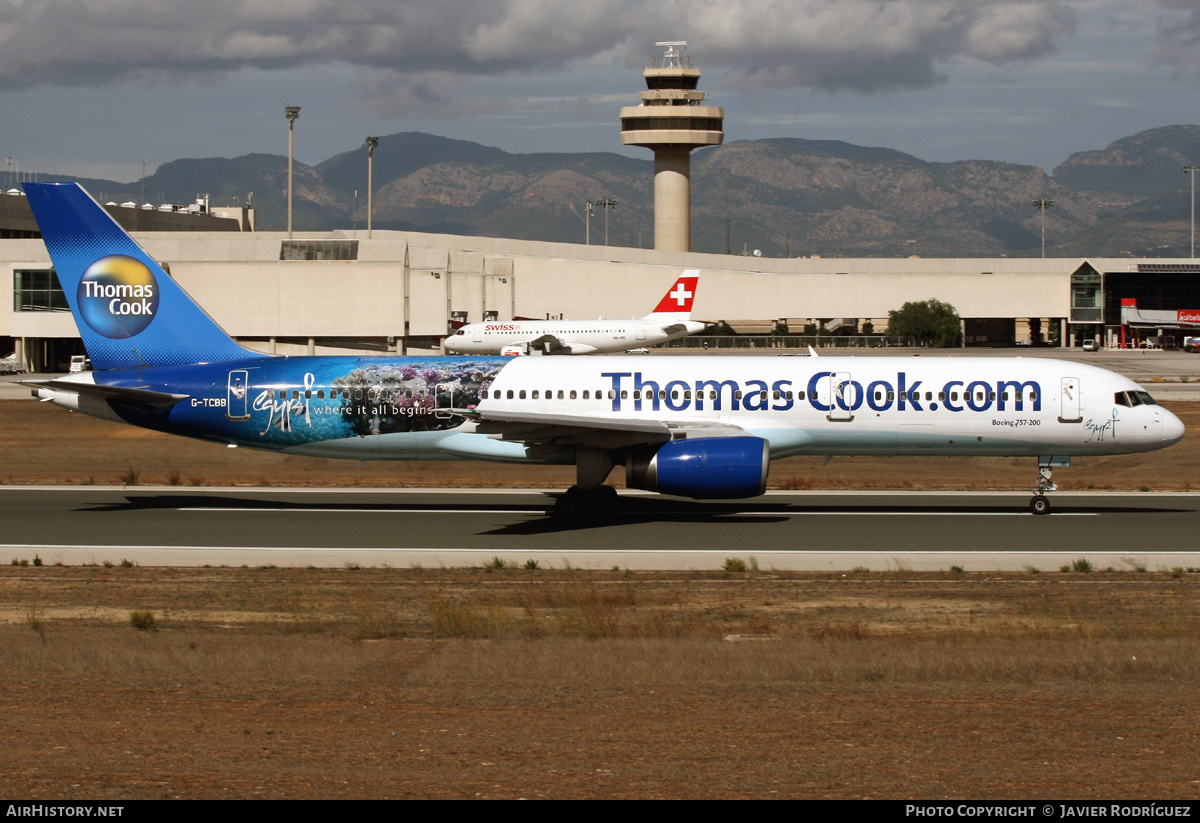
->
(625, 436), (769, 499)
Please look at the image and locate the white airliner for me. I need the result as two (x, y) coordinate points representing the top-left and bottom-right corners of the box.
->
(19, 183), (1186, 519)
(445, 271), (706, 355)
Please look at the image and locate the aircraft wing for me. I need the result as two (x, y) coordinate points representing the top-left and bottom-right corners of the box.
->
(451, 408), (746, 450)
(22, 379), (190, 408)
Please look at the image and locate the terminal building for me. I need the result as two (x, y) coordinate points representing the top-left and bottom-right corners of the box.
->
(4, 212), (1200, 372)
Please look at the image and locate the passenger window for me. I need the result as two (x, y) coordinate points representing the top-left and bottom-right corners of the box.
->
(989, 392), (996, 401)
(519, 390), (526, 399)
(532, 390), (539, 400)
(558, 390), (564, 400)
(507, 390), (514, 399)
(734, 391), (743, 400)
(774, 390), (781, 400)
(621, 390), (628, 400)
(925, 392), (932, 401)
(887, 391), (894, 401)
(583, 390), (590, 400)
(570, 390), (577, 400)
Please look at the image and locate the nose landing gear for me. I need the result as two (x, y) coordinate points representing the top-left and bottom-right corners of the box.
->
(1030, 455), (1068, 515)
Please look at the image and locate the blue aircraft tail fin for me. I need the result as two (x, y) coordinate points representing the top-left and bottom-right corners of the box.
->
(23, 182), (258, 370)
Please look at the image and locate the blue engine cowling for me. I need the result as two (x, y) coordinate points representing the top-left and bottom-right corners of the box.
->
(625, 436), (770, 499)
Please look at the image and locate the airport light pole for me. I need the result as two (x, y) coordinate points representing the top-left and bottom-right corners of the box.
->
(366, 136), (379, 239)
(594, 198), (618, 245)
(584, 199), (595, 245)
(1184, 167), (1200, 258)
(285, 106), (301, 238)
(1031, 199), (1054, 258)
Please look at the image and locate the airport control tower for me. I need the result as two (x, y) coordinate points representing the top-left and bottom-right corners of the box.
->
(620, 41), (724, 252)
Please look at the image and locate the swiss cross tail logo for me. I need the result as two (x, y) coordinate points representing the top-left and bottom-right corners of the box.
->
(652, 274), (699, 314)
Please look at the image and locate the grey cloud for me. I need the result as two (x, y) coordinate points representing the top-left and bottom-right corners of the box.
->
(1153, 1), (1200, 78)
(684, 0), (1078, 92)
(0, 0), (1075, 94)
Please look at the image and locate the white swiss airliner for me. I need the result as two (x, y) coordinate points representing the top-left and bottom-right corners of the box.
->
(20, 183), (1186, 518)
(445, 271), (706, 355)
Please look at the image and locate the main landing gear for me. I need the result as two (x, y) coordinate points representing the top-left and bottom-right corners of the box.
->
(552, 448), (617, 519)
(1029, 456), (1067, 515)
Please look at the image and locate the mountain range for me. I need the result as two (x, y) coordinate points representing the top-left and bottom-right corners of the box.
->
(41, 125), (1200, 259)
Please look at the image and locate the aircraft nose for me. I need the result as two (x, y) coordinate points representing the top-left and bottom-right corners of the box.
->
(1162, 408), (1185, 445)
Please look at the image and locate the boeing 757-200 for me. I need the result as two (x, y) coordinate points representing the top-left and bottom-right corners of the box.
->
(21, 183), (1184, 517)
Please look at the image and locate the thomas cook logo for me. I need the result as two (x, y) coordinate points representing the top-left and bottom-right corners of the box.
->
(77, 255), (159, 339)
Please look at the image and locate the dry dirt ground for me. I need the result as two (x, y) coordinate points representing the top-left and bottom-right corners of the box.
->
(1, 399), (1199, 799)
(2, 566), (1200, 800)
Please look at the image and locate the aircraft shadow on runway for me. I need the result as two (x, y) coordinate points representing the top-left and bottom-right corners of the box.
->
(73, 494), (1195, 538)
(480, 496), (1194, 536)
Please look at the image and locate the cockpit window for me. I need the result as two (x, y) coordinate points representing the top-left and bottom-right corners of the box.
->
(1115, 390), (1159, 407)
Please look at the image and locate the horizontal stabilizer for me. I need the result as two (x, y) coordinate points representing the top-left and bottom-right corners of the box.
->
(21, 379), (190, 408)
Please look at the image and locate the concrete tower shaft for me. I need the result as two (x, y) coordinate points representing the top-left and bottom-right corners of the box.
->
(620, 42), (724, 252)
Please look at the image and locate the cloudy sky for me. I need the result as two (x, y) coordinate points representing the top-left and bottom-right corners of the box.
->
(2, 0), (1199, 182)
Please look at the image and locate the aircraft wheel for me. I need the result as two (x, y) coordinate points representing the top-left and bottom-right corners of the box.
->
(554, 491), (582, 519)
(1030, 496), (1051, 515)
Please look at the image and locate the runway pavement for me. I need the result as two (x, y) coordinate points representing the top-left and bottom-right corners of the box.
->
(3, 486), (1198, 571)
